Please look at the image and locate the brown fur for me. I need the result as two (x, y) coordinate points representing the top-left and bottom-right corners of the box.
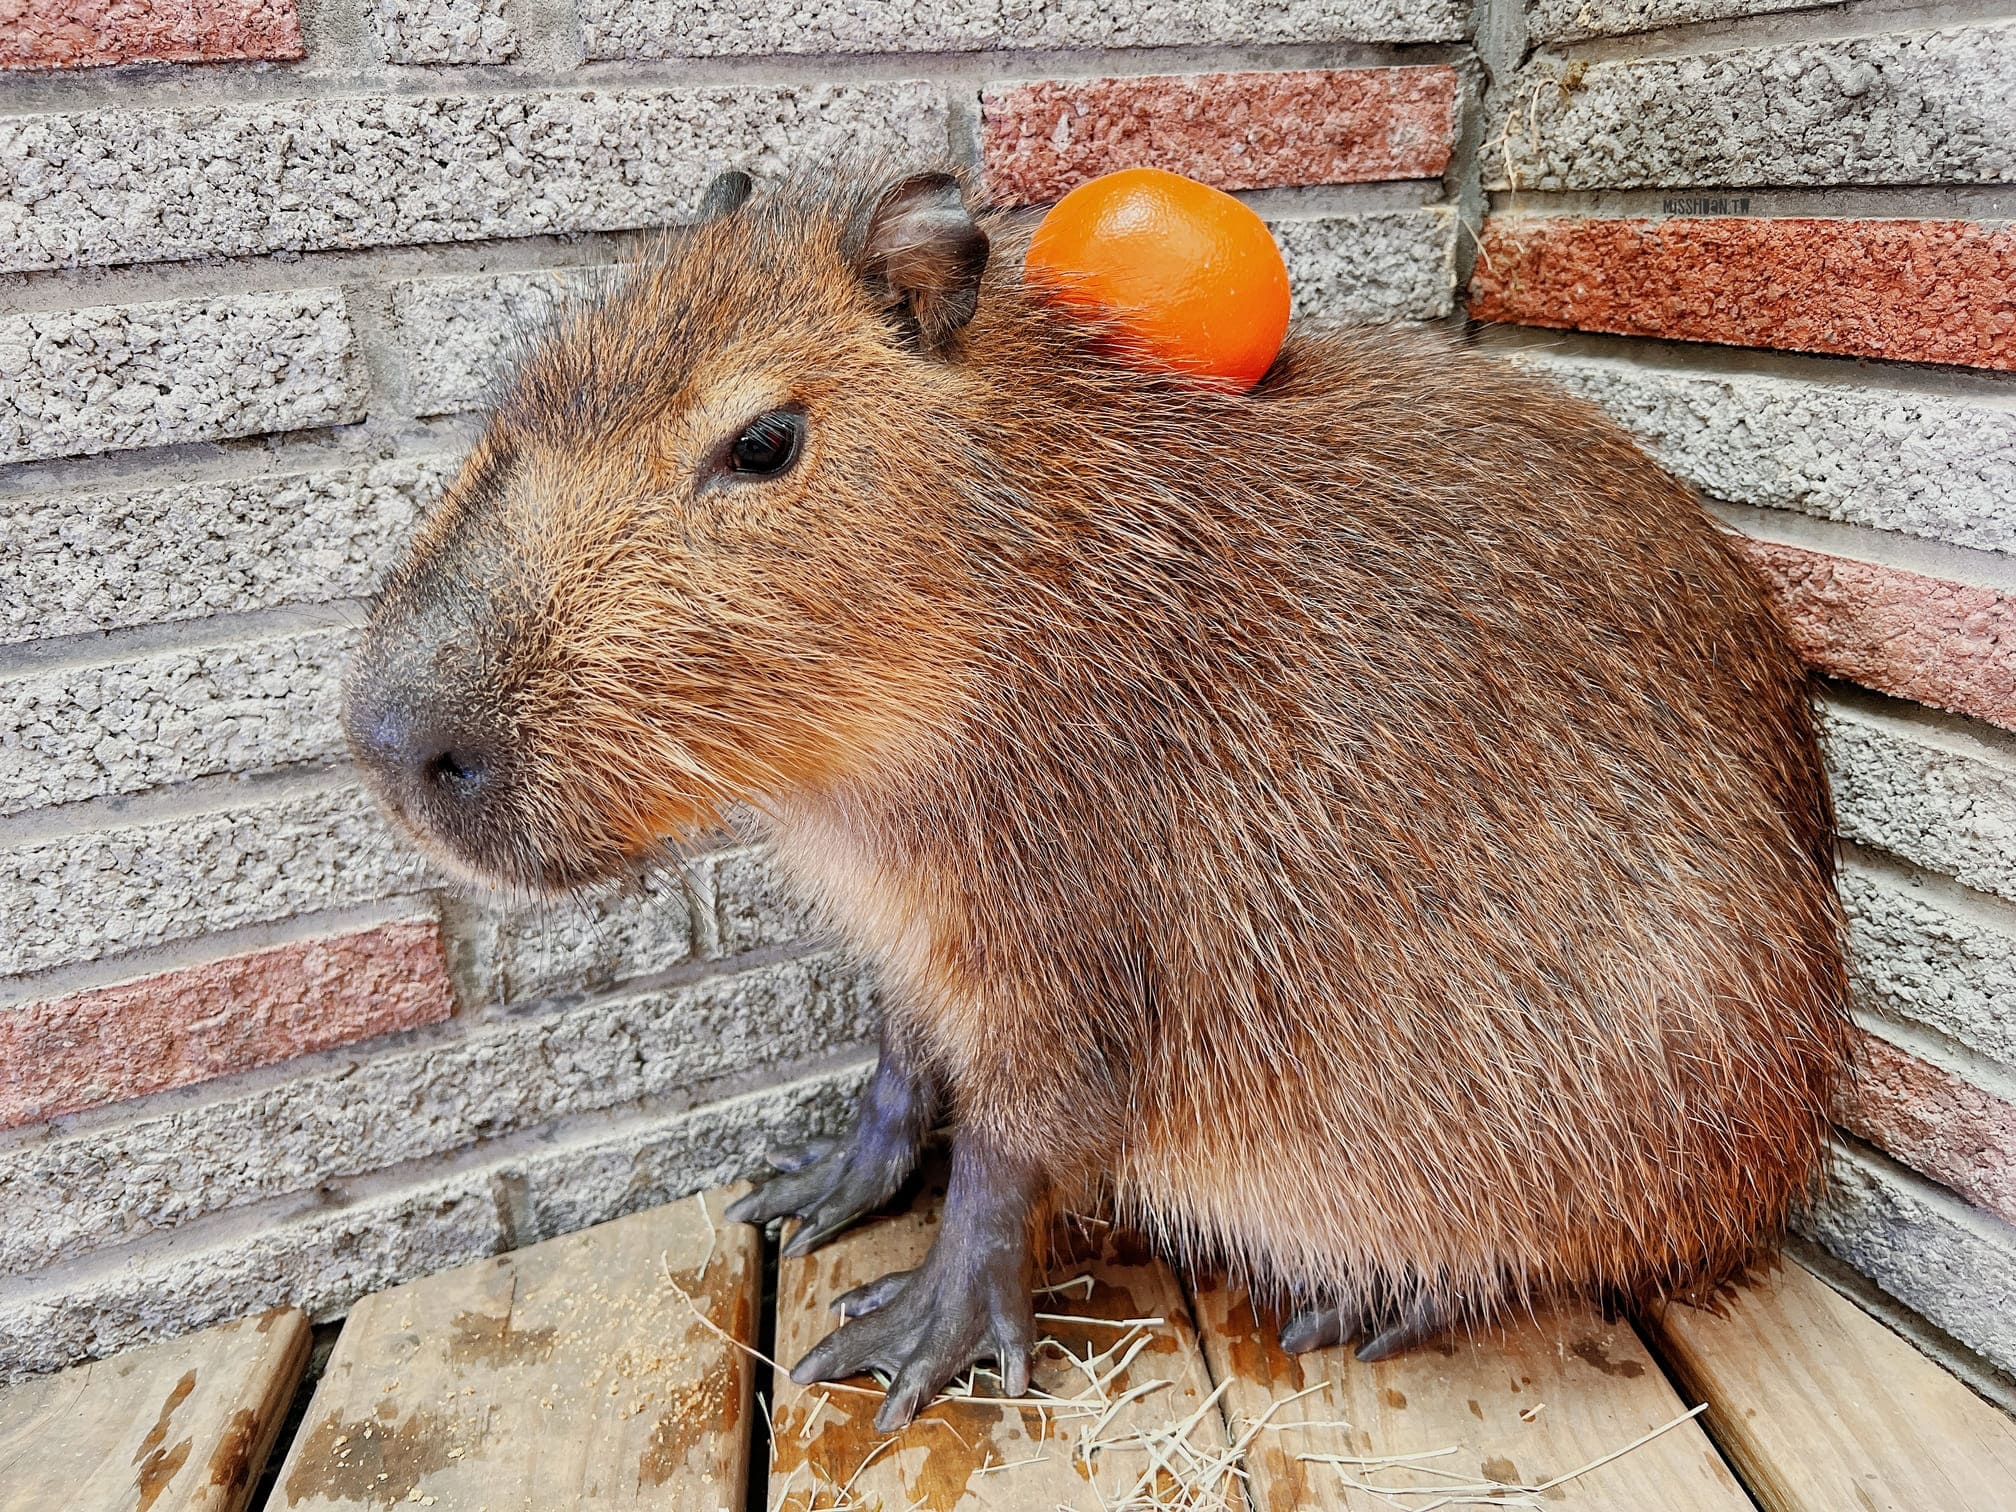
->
(351, 171), (1851, 1325)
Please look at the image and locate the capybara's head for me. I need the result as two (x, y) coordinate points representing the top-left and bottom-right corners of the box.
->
(342, 170), (996, 891)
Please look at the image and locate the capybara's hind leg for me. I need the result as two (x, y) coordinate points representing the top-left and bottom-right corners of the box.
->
(1278, 1286), (1455, 1361)
(1279, 1292), (1371, 1354)
(1355, 1293), (1455, 1362)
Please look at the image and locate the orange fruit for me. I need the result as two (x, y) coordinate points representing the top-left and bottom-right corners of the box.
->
(1025, 167), (1291, 392)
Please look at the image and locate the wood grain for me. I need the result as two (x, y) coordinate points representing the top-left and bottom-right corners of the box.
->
(271, 1189), (758, 1510)
(1647, 1258), (2016, 1512)
(1189, 1277), (1756, 1512)
(0, 1306), (310, 1512)
(769, 1177), (1229, 1511)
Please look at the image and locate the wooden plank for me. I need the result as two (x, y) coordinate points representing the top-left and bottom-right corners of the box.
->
(1190, 1276), (1757, 1512)
(272, 1188), (759, 1510)
(1645, 1257), (2016, 1512)
(0, 1306), (311, 1512)
(769, 1175), (1230, 1510)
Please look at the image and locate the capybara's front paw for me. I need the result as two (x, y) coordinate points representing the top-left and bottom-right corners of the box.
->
(789, 1250), (1035, 1432)
(724, 1122), (921, 1258)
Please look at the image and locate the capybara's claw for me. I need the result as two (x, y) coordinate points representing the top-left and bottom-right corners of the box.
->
(725, 1127), (918, 1254)
(1279, 1300), (1367, 1355)
(1278, 1290), (1451, 1361)
(1355, 1296), (1454, 1362)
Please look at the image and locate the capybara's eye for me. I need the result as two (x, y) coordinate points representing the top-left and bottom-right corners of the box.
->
(726, 409), (805, 477)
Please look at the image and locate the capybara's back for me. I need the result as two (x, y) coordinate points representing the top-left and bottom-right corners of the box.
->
(1083, 330), (1850, 1321)
(345, 168), (1851, 1424)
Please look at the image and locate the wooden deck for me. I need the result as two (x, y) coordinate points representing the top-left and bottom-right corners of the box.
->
(8, 1179), (2015, 1512)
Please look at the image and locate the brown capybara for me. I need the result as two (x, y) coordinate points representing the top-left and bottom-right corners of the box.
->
(344, 167), (1850, 1431)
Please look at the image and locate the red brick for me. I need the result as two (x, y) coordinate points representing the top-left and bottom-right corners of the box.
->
(0, 0), (303, 70)
(1738, 539), (2016, 732)
(1840, 1031), (2016, 1226)
(0, 919), (453, 1128)
(982, 68), (1458, 206)
(1469, 217), (2016, 371)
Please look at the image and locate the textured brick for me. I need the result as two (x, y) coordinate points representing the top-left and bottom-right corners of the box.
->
(0, 1172), (505, 1383)
(0, 292), (363, 464)
(1277, 210), (1460, 323)
(0, 1064), (862, 1381)
(1528, 0), (1828, 43)
(578, 0), (1468, 59)
(390, 267), (613, 418)
(1470, 216), (2016, 372)
(1, 782), (426, 976)
(698, 845), (817, 958)
(0, 918), (452, 1130)
(1841, 1030), (2016, 1226)
(1825, 701), (2016, 907)
(0, 954), (871, 1273)
(0, 85), (951, 275)
(471, 843), (818, 1009)
(0, 0), (303, 70)
(2, 624), (354, 815)
(369, 0), (514, 63)
(1519, 357), (2016, 558)
(476, 871), (698, 1009)
(1842, 860), (2016, 1068)
(1494, 28), (2016, 190)
(982, 68), (1458, 206)
(0, 458), (444, 646)
(1803, 1143), (2016, 1377)
(518, 1058), (868, 1241)
(1738, 540), (2016, 732)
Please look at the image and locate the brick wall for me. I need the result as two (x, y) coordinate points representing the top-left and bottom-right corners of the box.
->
(1, 0), (2010, 1400)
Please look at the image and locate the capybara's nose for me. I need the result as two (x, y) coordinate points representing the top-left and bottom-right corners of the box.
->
(420, 744), (492, 802)
(345, 691), (498, 812)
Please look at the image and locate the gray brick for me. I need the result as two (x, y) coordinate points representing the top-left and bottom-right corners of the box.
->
(1517, 358), (2016, 558)
(0, 954), (874, 1274)
(390, 266), (615, 418)
(2, 625), (354, 816)
(519, 1059), (868, 1240)
(1826, 702), (2016, 908)
(370, 0), (516, 62)
(0, 85), (951, 274)
(0, 1173), (505, 1383)
(1802, 1143), (2016, 1377)
(579, 0), (1468, 59)
(1, 781), (426, 976)
(1, 459), (445, 646)
(469, 842), (819, 1007)
(1529, 0), (1834, 43)
(475, 872), (696, 1009)
(1842, 861), (2016, 1071)
(1276, 210), (1460, 324)
(697, 845), (817, 959)
(0, 292), (362, 464)
(1492, 27), (2016, 191)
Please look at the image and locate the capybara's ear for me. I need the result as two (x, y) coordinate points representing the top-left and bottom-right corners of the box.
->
(850, 172), (990, 356)
(697, 169), (753, 221)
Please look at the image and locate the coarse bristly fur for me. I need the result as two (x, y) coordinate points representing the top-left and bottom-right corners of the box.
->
(346, 166), (1851, 1333)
